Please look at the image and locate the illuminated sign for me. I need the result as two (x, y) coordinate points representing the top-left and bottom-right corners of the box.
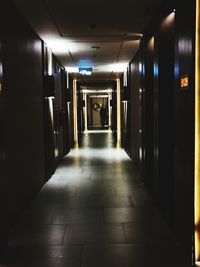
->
(180, 74), (189, 89)
(79, 67), (92, 75)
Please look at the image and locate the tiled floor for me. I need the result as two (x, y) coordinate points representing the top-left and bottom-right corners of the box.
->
(1, 130), (192, 266)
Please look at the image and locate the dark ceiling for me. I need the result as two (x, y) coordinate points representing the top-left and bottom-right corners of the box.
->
(12, 0), (164, 85)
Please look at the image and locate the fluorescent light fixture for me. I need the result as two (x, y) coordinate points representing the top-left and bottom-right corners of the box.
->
(112, 63), (128, 72)
(89, 95), (109, 98)
(81, 89), (112, 93)
(66, 67), (79, 73)
(45, 39), (69, 54)
(44, 38), (84, 54)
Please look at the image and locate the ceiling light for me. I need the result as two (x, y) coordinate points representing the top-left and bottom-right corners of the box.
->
(112, 63), (128, 72)
(88, 23), (96, 30)
(45, 39), (69, 54)
(66, 67), (79, 73)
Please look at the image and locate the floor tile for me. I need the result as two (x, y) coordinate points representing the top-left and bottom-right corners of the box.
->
(50, 208), (103, 224)
(88, 196), (134, 208)
(9, 225), (66, 246)
(1, 245), (83, 267)
(123, 221), (177, 244)
(63, 223), (125, 245)
(2, 131), (190, 266)
(104, 207), (143, 223)
(81, 244), (191, 267)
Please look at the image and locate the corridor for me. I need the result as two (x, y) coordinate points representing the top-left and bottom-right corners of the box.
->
(1, 131), (190, 266)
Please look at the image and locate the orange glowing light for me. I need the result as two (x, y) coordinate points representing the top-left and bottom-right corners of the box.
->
(180, 76), (189, 88)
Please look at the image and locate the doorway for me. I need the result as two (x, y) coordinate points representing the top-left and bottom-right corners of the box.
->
(87, 96), (109, 130)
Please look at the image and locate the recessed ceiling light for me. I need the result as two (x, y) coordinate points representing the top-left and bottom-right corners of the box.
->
(88, 23), (96, 30)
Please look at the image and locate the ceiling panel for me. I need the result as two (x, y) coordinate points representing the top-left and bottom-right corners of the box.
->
(12, 0), (164, 83)
(45, 0), (162, 34)
(69, 42), (121, 65)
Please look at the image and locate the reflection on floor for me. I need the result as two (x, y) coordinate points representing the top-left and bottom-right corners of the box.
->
(1, 131), (191, 266)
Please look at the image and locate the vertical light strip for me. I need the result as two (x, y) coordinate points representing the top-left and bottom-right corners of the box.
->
(108, 93), (111, 127)
(195, 0), (200, 264)
(48, 47), (53, 75)
(117, 79), (121, 144)
(84, 93), (88, 131)
(73, 79), (78, 144)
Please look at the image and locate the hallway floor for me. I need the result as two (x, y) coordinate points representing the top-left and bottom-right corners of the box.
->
(1, 131), (191, 266)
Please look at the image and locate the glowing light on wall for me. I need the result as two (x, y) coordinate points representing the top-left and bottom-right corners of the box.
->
(73, 80), (78, 144)
(154, 63), (159, 77)
(47, 47), (53, 75)
(139, 62), (142, 73)
(117, 79), (121, 144)
(161, 11), (175, 29)
(195, 0), (200, 264)
(84, 93), (88, 132)
(108, 93), (112, 127)
(148, 36), (154, 51)
(178, 38), (192, 54)
(174, 63), (180, 78)
(123, 67), (128, 86)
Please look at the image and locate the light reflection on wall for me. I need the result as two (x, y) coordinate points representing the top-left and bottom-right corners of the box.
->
(123, 100), (128, 129)
(139, 62), (142, 74)
(73, 80), (78, 144)
(161, 11), (175, 29)
(174, 63), (180, 78)
(0, 63), (3, 78)
(148, 36), (154, 51)
(84, 93), (88, 132)
(154, 63), (159, 77)
(47, 47), (53, 75)
(178, 38), (192, 54)
(117, 79), (121, 145)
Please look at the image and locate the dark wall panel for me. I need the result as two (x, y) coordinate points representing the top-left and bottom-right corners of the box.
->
(0, 39), (7, 250)
(130, 52), (142, 168)
(173, 1), (195, 258)
(1, 0), (46, 247)
(156, 11), (175, 226)
(143, 36), (155, 196)
(125, 0), (195, 261)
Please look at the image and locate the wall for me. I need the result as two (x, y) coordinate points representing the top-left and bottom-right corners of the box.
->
(124, 0), (195, 261)
(142, 3), (195, 260)
(0, 0), (61, 251)
(173, 1), (195, 258)
(121, 71), (131, 156)
(0, 0), (46, 248)
(129, 52), (143, 168)
(155, 9), (175, 225)
(0, 38), (6, 250)
(43, 46), (71, 175)
(143, 36), (155, 195)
